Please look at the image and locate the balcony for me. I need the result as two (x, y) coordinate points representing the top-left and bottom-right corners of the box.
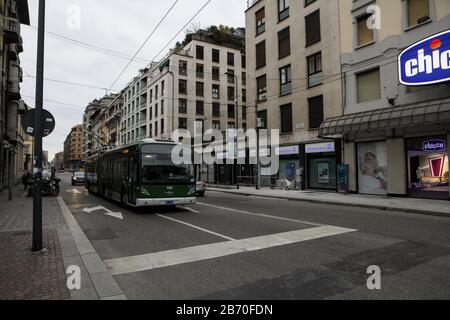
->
(7, 62), (22, 100)
(2, 16), (20, 44)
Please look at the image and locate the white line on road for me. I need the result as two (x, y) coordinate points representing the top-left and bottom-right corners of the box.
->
(156, 214), (235, 241)
(105, 225), (357, 275)
(197, 202), (326, 227)
(182, 207), (200, 214)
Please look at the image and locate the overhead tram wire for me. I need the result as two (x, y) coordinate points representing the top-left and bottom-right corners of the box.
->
(23, 24), (151, 64)
(108, 0), (181, 94)
(150, 0), (214, 63)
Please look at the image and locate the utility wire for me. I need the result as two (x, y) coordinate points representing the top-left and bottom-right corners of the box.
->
(150, 0), (215, 63)
(108, 0), (181, 93)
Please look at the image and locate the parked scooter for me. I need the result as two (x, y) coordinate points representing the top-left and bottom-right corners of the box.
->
(26, 175), (61, 197)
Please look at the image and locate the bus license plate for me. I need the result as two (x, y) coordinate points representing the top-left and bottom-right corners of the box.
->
(165, 200), (175, 205)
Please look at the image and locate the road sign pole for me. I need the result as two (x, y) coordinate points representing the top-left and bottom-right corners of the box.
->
(32, 0), (46, 252)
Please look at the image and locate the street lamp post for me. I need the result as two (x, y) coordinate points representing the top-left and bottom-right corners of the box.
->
(32, 0), (46, 252)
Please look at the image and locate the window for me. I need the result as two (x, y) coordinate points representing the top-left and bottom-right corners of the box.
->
(161, 81), (165, 96)
(242, 72), (247, 86)
(155, 103), (158, 118)
(196, 64), (204, 78)
(212, 67), (220, 81)
(212, 121), (221, 130)
(155, 121), (158, 137)
(161, 119), (164, 135)
(227, 52), (235, 66)
(212, 84), (220, 99)
(196, 82), (204, 97)
(305, 10), (321, 47)
(196, 101), (204, 115)
(278, 0), (289, 21)
(228, 104), (235, 118)
(308, 95), (324, 129)
(278, 27), (291, 59)
(228, 122), (236, 129)
(212, 103), (220, 117)
(256, 41), (266, 69)
(256, 7), (265, 35)
(212, 48), (220, 63)
(149, 89), (153, 103)
(179, 79), (187, 95)
(242, 89), (247, 102)
(257, 110), (267, 129)
(242, 106), (247, 120)
(357, 14), (374, 46)
(155, 85), (158, 99)
(179, 99), (187, 114)
(178, 118), (187, 130)
(241, 55), (246, 69)
(407, 0), (430, 27)
(161, 100), (164, 115)
(280, 104), (293, 134)
(357, 68), (381, 103)
(227, 69), (235, 83)
(196, 45), (204, 60)
(179, 60), (187, 76)
(305, 0), (317, 5)
(228, 87), (235, 101)
(307, 52), (322, 87)
(257, 75), (267, 101)
(280, 65), (292, 95)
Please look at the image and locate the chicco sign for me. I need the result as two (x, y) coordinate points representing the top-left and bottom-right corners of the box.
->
(399, 30), (450, 86)
(422, 139), (446, 152)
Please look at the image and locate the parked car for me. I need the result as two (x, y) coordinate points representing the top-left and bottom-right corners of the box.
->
(196, 181), (206, 197)
(71, 172), (86, 186)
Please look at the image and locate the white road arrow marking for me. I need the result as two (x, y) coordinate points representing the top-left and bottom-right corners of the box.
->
(66, 189), (82, 194)
(82, 206), (124, 220)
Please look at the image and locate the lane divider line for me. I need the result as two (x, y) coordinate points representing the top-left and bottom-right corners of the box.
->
(105, 225), (357, 275)
(197, 202), (326, 227)
(182, 207), (200, 214)
(156, 214), (235, 241)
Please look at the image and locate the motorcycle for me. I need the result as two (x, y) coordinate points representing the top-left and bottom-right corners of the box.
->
(26, 176), (61, 197)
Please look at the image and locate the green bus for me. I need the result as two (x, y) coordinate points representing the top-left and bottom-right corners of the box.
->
(85, 139), (196, 207)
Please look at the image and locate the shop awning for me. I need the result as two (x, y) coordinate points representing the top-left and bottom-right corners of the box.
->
(319, 98), (450, 137)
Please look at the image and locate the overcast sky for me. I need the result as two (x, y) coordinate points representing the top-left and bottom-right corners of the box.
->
(21, 0), (247, 160)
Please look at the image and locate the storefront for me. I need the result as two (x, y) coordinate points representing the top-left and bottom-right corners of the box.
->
(407, 136), (449, 200)
(356, 141), (388, 196)
(305, 141), (340, 191)
(276, 145), (302, 189)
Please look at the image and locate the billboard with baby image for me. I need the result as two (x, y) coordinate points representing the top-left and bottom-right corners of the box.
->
(358, 142), (388, 196)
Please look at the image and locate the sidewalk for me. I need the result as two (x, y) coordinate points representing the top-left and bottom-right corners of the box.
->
(0, 187), (70, 300)
(207, 186), (450, 217)
(0, 186), (125, 300)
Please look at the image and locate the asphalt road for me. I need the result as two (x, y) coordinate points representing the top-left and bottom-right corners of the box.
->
(59, 173), (450, 300)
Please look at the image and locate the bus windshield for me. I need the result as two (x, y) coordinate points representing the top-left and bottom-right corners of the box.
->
(141, 144), (194, 185)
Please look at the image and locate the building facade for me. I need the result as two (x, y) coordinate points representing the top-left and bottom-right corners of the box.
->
(64, 124), (83, 171)
(245, 0), (343, 190)
(0, 0), (29, 190)
(320, 0), (450, 200)
(121, 28), (247, 184)
(82, 94), (116, 160)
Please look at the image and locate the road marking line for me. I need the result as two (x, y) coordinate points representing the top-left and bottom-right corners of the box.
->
(156, 214), (235, 241)
(105, 225), (357, 275)
(197, 202), (326, 227)
(182, 207), (200, 214)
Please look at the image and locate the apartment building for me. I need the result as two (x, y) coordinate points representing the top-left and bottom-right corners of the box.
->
(121, 28), (247, 184)
(319, 0), (450, 200)
(64, 124), (84, 171)
(53, 152), (64, 171)
(245, 0), (343, 190)
(0, 0), (29, 190)
(83, 94), (116, 159)
(104, 92), (124, 147)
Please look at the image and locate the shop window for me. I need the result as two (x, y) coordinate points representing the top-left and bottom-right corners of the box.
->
(357, 141), (388, 196)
